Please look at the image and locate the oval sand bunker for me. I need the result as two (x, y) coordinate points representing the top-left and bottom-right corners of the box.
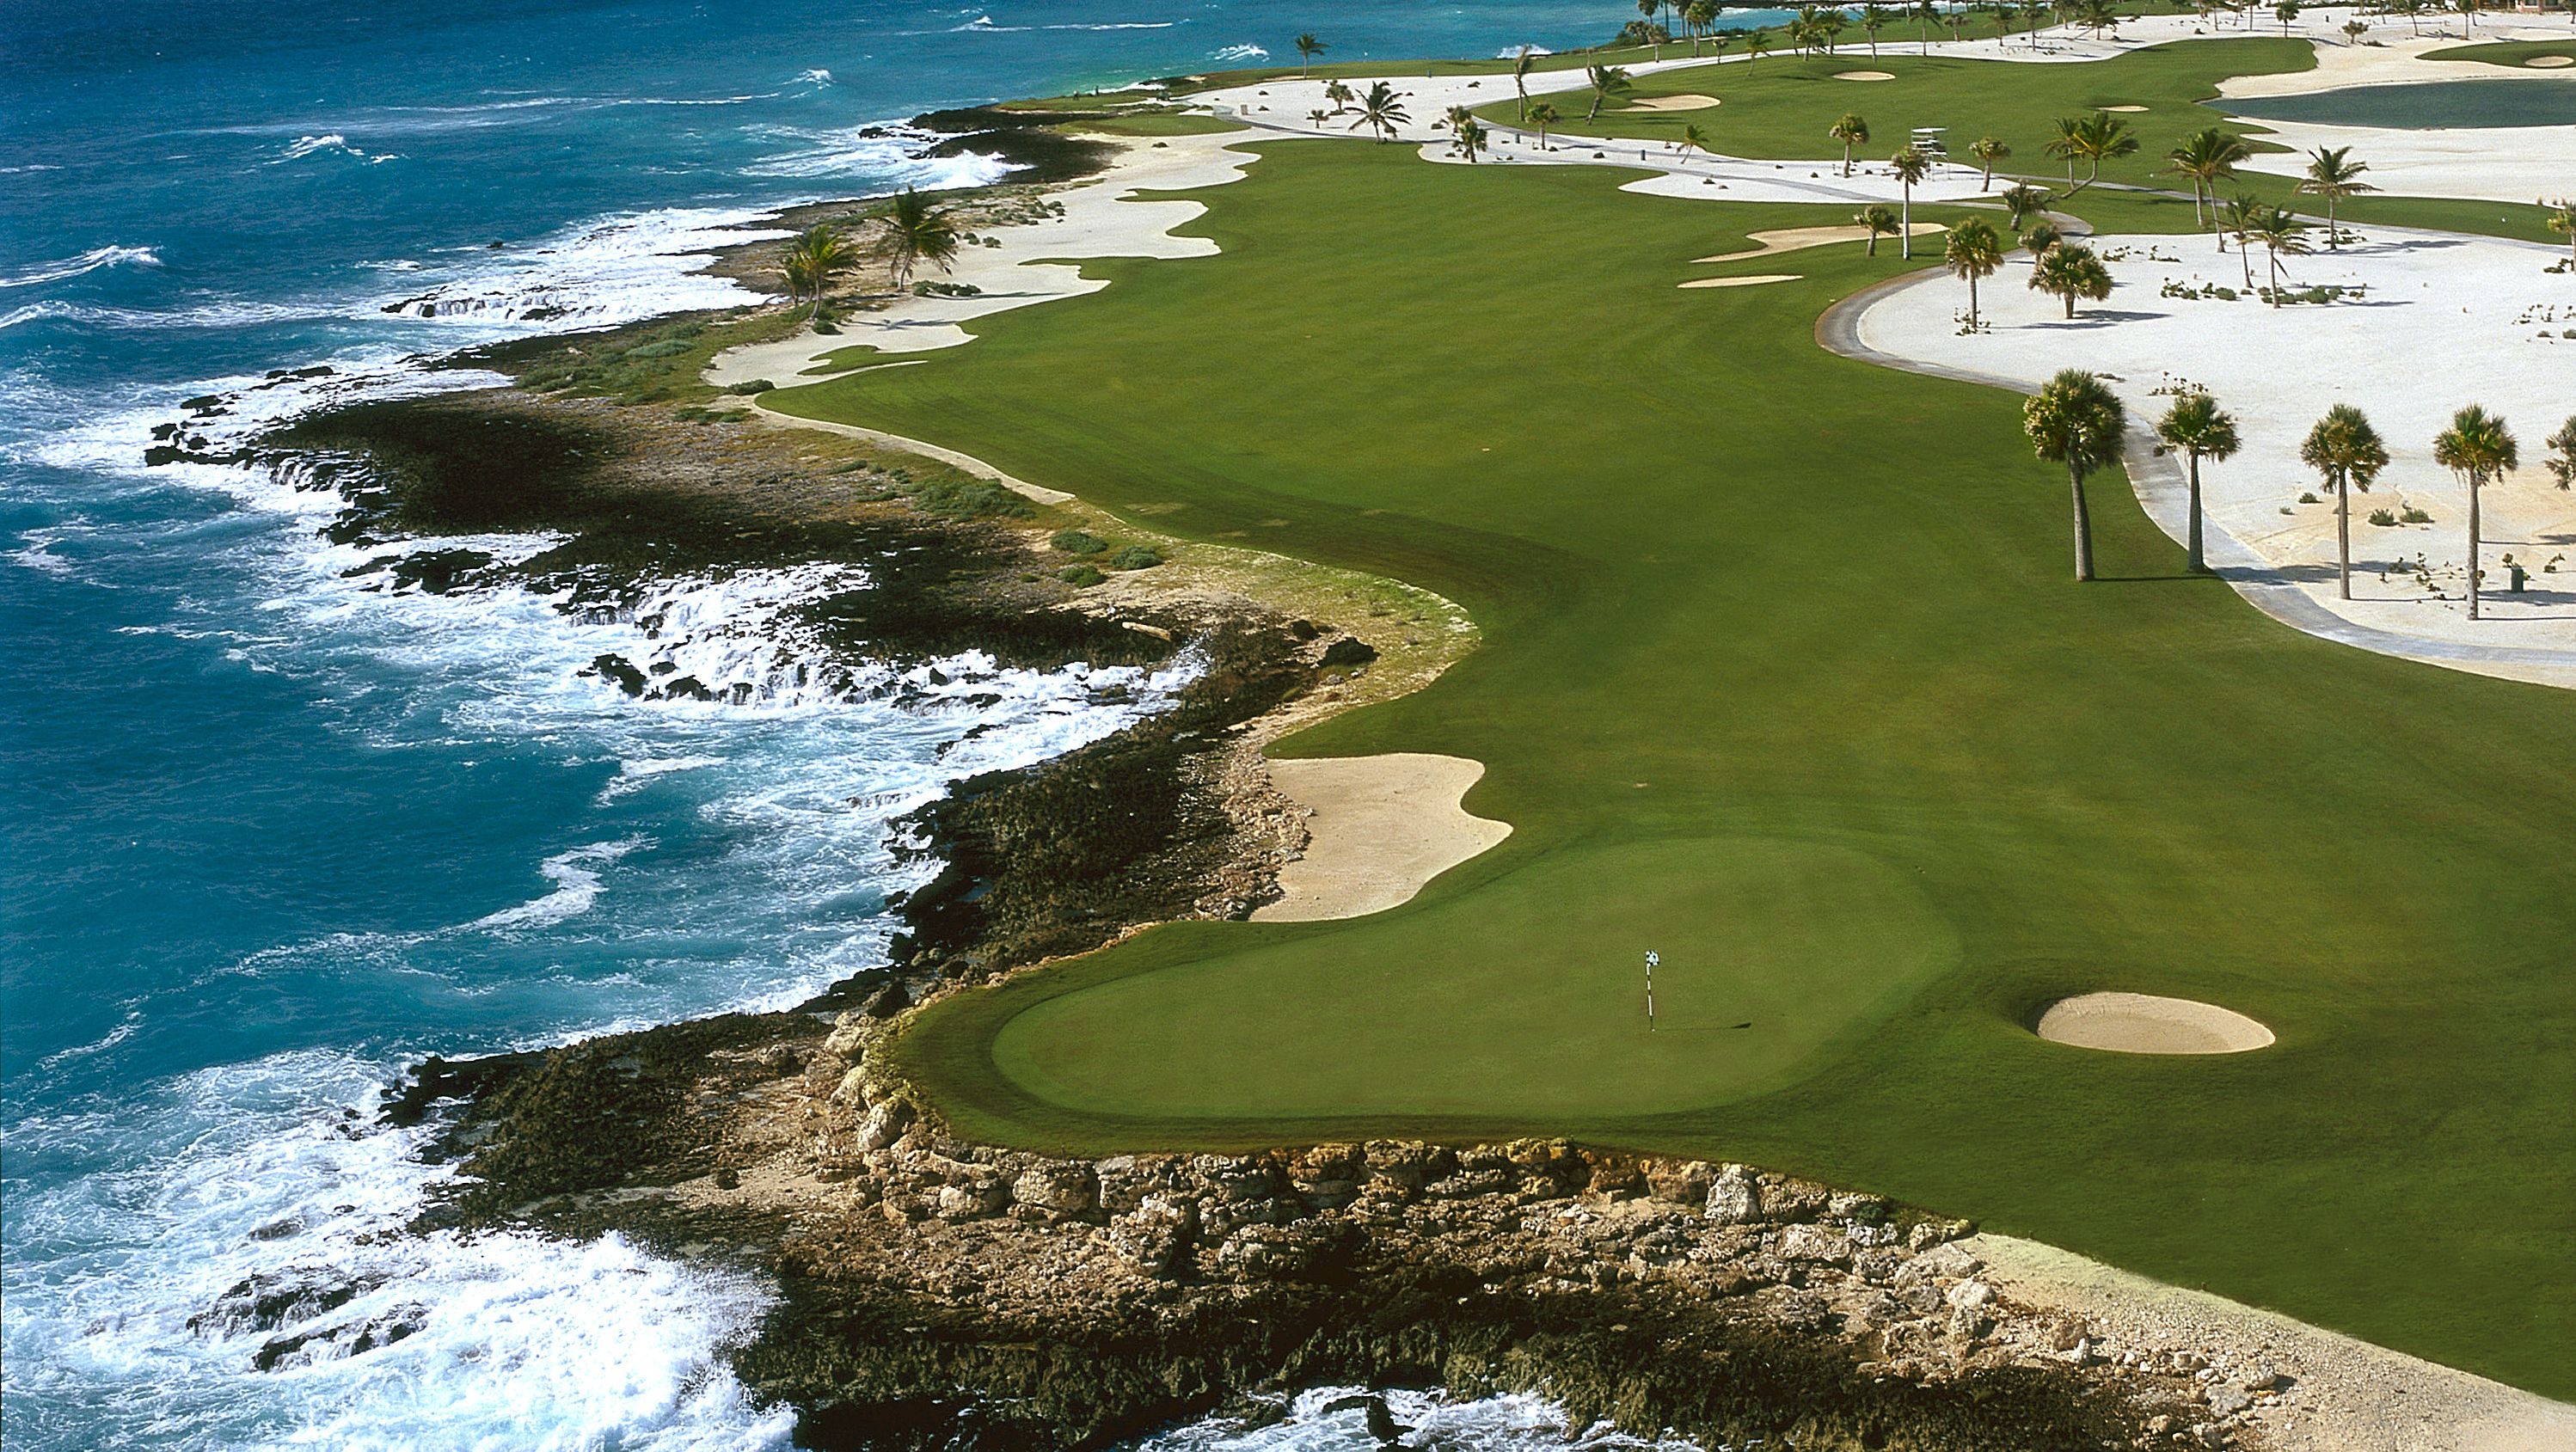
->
(2035, 992), (2274, 1055)
(2525, 54), (2573, 68)
(1834, 70), (1895, 81)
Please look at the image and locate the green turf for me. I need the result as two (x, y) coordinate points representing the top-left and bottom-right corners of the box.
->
(765, 136), (2576, 1396)
(2424, 38), (2576, 68)
(1481, 40), (2562, 242)
(1064, 112), (1248, 137)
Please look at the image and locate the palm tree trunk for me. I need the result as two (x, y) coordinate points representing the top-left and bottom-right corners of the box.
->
(2327, 193), (2339, 249)
(2070, 463), (2095, 581)
(2468, 474), (2483, 619)
(2336, 470), (2352, 598)
(2187, 450), (2206, 573)
(1900, 187), (1913, 258)
(1968, 273), (1979, 324)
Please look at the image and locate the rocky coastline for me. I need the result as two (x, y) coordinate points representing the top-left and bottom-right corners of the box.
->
(174, 124), (2256, 1452)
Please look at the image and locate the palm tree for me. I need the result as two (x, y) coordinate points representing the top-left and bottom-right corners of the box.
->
(779, 223), (855, 316)
(1585, 64), (1634, 120)
(2002, 183), (2053, 232)
(2156, 391), (2240, 573)
(1889, 147), (1933, 257)
(2545, 197), (2576, 269)
(1350, 81), (1409, 142)
(1916, 0), (1941, 51)
(1858, 204), (1902, 255)
(1323, 79), (1355, 115)
(2217, 191), (2266, 285)
(2021, 218), (2064, 255)
(1640, 0), (1666, 57)
(1307, 107), (1330, 128)
(1970, 136), (2012, 191)
(2300, 404), (2391, 598)
(1526, 101), (1562, 150)
(2045, 114), (2085, 187)
(1862, 3), (1887, 53)
(2297, 146), (2376, 248)
(2029, 241), (2113, 317)
(2050, 112), (2137, 196)
(1295, 34), (1326, 77)
(2163, 127), (2251, 230)
(1945, 218), (2006, 326)
(2542, 414), (2574, 490)
(1829, 113), (1871, 176)
(1454, 115), (1489, 162)
(877, 190), (958, 291)
(2275, 0), (2300, 34)
(2025, 369), (2128, 582)
(2433, 406), (2518, 619)
(2246, 206), (2312, 304)
(1677, 123), (1718, 161)
(1685, 0), (1718, 53)
(1512, 48), (1538, 122)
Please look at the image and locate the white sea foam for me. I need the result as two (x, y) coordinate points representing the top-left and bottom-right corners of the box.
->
(374, 205), (779, 324)
(1211, 43), (1270, 62)
(792, 67), (833, 85)
(958, 14), (1181, 31)
(0, 1053), (797, 1452)
(468, 837), (653, 932)
(0, 244), (163, 290)
(1132, 1386), (1704, 1450)
(740, 121), (1018, 186)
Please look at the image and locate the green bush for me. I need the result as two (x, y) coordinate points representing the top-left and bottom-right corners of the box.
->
(727, 379), (776, 395)
(911, 477), (1035, 521)
(2401, 505), (2433, 524)
(2368, 507), (2398, 526)
(1105, 544), (1164, 571)
(1051, 530), (1108, 555)
(1058, 564), (1107, 587)
(623, 339), (695, 359)
(2298, 492), (2321, 504)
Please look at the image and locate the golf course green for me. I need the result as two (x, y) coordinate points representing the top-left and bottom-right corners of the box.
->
(763, 77), (2575, 1398)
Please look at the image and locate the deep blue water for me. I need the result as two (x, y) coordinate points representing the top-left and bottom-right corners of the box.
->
(0, 3), (1757, 1446)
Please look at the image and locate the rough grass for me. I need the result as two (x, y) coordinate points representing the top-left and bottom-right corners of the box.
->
(2423, 38), (2576, 67)
(764, 139), (2576, 1395)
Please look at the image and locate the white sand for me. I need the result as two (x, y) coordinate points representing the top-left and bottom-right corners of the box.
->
(2101, 103), (2150, 112)
(705, 130), (1264, 389)
(1623, 93), (1720, 111)
(1853, 228), (2576, 686)
(2034, 992), (2273, 1053)
(1696, 222), (1947, 262)
(1251, 754), (1511, 922)
(1833, 70), (1898, 81)
(1973, 1235), (2576, 1451)
(2529, 54), (2573, 68)
(1678, 273), (1801, 288)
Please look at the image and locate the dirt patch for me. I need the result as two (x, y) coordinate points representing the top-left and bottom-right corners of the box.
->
(2034, 993), (2273, 1055)
(1251, 753), (1511, 921)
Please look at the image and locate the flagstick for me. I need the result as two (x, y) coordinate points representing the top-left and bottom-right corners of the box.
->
(1645, 950), (1659, 1032)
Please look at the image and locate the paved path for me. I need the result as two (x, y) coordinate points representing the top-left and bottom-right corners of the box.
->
(1815, 270), (2576, 683)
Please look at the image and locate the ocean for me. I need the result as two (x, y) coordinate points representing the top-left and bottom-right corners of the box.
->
(0, 3), (1766, 1446)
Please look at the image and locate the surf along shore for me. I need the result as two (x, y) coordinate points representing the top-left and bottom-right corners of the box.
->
(281, 13), (2576, 1450)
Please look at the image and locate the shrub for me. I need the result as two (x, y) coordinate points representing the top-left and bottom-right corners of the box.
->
(913, 280), (984, 297)
(2298, 492), (2321, 504)
(623, 339), (695, 359)
(1050, 530), (1108, 555)
(2367, 507), (2397, 526)
(2401, 505), (2432, 524)
(727, 379), (776, 395)
(1058, 564), (1106, 587)
(1106, 544), (1164, 571)
(911, 477), (1034, 521)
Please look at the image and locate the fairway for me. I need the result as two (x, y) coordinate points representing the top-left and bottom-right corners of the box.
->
(765, 138), (2576, 1395)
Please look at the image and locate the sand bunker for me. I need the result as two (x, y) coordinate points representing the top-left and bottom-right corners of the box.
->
(1834, 70), (1895, 81)
(1252, 754), (1511, 922)
(2102, 104), (2150, 113)
(2035, 993), (2273, 1055)
(2526, 54), (2573, 68)
(1696, 221), (1946, 264)
(1624, 93), (1721, 111)
(1679, 273), (1800, 288)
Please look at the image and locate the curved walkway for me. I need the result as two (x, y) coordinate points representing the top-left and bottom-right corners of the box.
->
(1817, 268), (2576, 688)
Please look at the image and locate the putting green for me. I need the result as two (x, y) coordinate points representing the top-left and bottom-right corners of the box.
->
(774, 132), (2576, 1395)
(998, 838), (1960, 1118)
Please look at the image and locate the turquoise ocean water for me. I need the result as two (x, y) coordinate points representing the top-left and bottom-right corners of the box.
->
(0, 3), (1776, 1446)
